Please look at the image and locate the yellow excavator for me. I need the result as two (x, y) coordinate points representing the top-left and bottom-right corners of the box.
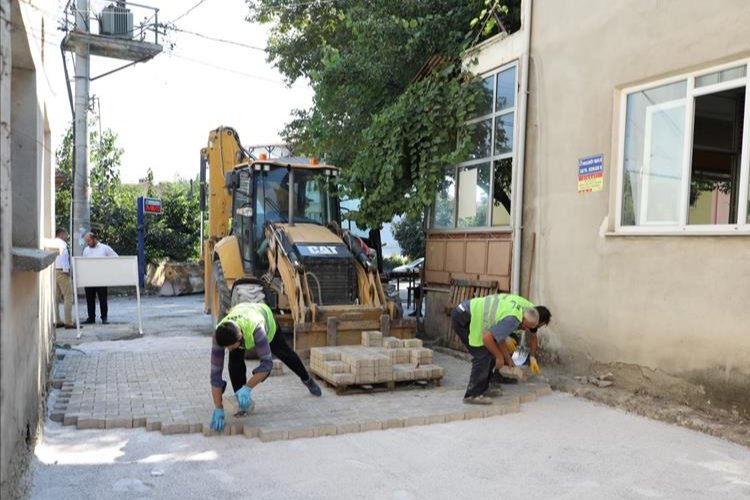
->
(200, 127), (415, 356)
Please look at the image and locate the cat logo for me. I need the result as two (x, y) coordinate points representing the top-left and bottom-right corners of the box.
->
(307, 245), (339, 255)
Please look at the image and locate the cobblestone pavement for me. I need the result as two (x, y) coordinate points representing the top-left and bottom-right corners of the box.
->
(50, 337), (552, 442)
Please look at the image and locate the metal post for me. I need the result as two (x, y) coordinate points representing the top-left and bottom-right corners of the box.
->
(288, 168), (295, 226)
(137, 196), (145, 289)
(72, 0), (91, 256)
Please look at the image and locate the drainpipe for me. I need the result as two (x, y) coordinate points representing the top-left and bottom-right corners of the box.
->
(511, 0), (533, 296)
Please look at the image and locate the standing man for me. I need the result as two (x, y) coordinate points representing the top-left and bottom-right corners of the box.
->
(82, 232), (118, 324)
(209, 302), (322, 432)
(52, 228), (76, 329)
(451, 293), (550, 405)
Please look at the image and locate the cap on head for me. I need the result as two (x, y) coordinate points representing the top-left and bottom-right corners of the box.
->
(215, 320), (241, 347)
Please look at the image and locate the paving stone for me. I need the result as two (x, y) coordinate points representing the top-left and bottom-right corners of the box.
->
(363, 421), (383, 432)
(259, 429), (289, 442)
(288, 427), (315, 439)
(77, 418), (104, 430)
(313, 424), (337, 437)
(463, 409), (487, 420)
(382, 418), (405, 430)
(106, 417), (132, 429)
(243, 425), (260, 439)
(51, 346), (551, 442)
(444, 412), (465, 423)
(146, 418), (162, 432)
(404, 416), (426, 427)
(336, 422), (361, 434)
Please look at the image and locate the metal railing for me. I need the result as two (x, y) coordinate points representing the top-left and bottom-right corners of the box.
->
(60, 0), (161, 45)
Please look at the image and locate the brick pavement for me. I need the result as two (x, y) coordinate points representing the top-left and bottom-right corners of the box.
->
(49, 343), (552, 442)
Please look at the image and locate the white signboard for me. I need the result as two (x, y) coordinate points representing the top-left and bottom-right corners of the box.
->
(71, 256), (143, 338)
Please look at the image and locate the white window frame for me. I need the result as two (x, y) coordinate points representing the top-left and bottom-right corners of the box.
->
(615, 58), (750, 234)
(432, 60), (518, 231)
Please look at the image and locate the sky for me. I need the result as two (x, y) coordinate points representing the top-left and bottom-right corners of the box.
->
(38, 0), (401, 256)
(60, 0), (313, 184)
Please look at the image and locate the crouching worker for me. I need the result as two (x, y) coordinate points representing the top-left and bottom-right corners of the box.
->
(209, 302), (322, 431)
(451, 294), (543, 405)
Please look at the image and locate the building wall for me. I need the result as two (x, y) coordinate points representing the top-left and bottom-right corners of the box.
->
(0, 1), (58, 497)
(424, 29), (528, 342)
(523, 0), (750, 397)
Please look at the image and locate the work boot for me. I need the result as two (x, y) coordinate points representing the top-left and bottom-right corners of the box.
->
(303, 376), (322, 397)
(83, 318), (95, 324)
(463, 395), (493, 405)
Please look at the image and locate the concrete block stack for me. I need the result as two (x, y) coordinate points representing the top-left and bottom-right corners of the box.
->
(382, 336), (403, 348)
(309, 331), (444, 390)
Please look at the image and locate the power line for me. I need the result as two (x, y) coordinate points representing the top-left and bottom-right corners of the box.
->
(168, 25), (266, 52)
(170, 0), (211, 24)
(165, 50), (282, 83)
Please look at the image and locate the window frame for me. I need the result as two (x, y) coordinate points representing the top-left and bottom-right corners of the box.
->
(615, 58), (750, 234)
(432, 60), (518, 232)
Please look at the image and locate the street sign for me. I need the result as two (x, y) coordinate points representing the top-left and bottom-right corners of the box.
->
(143, 197), (162, 214)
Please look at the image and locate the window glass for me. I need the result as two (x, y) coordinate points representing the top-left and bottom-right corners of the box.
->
(492, 158), (512, 226)
(494, 112), (514, 155)
(688, 86), (745, 224)
(457, 162), (490, 228)
(474, 75), (495, 118)
(434, 168), (456, 228)
(468, 119), (492, 160)
(621, 80), (687, 226)
(695, 65), (747, 88)
(496, 66), (516, 111)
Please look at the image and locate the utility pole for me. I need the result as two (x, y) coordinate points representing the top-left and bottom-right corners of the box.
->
(71, 0), (90, 255)
(62, 0), (162, 255)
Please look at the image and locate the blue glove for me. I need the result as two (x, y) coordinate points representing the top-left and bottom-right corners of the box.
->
(235, 385), (253, 411)
(210, 408), (225, 431)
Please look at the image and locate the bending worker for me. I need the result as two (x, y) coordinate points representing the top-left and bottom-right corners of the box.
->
(451, 293), (551, 405)
(209, 302), (322, 431)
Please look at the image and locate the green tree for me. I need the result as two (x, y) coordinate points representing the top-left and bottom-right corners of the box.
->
(248, 1), (522, 226)
(55, 124), (127, 238)
(392, 213), (425, 260)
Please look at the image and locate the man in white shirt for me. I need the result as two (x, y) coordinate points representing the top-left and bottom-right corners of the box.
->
(53, 228), (76, 329)
(82, 232), (118, 324)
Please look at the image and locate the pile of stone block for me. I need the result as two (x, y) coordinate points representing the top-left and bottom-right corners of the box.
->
(310, 332), (444, 390)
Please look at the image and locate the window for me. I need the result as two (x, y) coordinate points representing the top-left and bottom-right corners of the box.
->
(432, 63), (517, 229)
(618, 60), (750, 231)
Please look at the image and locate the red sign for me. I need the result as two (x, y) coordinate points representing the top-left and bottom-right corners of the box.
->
(144, 198), (162, 214)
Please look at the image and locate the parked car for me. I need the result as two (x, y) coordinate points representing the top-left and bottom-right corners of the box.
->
(392, 257), (424, 273)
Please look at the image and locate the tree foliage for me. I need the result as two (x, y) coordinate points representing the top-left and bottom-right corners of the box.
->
(392, 213), (425, 260)
(248, 0), (513, 226)
(55, 124), (201, 262)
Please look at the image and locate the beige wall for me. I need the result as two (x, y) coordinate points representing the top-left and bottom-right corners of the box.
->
(0, 1), (58, 497)
(523, 0), (750, 386)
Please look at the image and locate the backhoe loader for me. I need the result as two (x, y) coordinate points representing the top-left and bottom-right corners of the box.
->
(200, 127), (416, 356)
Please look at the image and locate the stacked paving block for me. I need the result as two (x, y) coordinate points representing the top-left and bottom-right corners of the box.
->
(361, 330), (383, 347)
(309, 331), (444, 390)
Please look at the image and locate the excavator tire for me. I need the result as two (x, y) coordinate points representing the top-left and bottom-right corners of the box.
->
(231, 283), (265, 306)
(212, 260), (231, 327)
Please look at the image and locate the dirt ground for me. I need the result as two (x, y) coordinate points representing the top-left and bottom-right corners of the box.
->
(545, 366), (750, 449)
(432, 346), (749, 449)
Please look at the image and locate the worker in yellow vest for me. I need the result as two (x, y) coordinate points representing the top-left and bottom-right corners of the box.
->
(209, 302), (322, 431)
(451, 294), (551, 405)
